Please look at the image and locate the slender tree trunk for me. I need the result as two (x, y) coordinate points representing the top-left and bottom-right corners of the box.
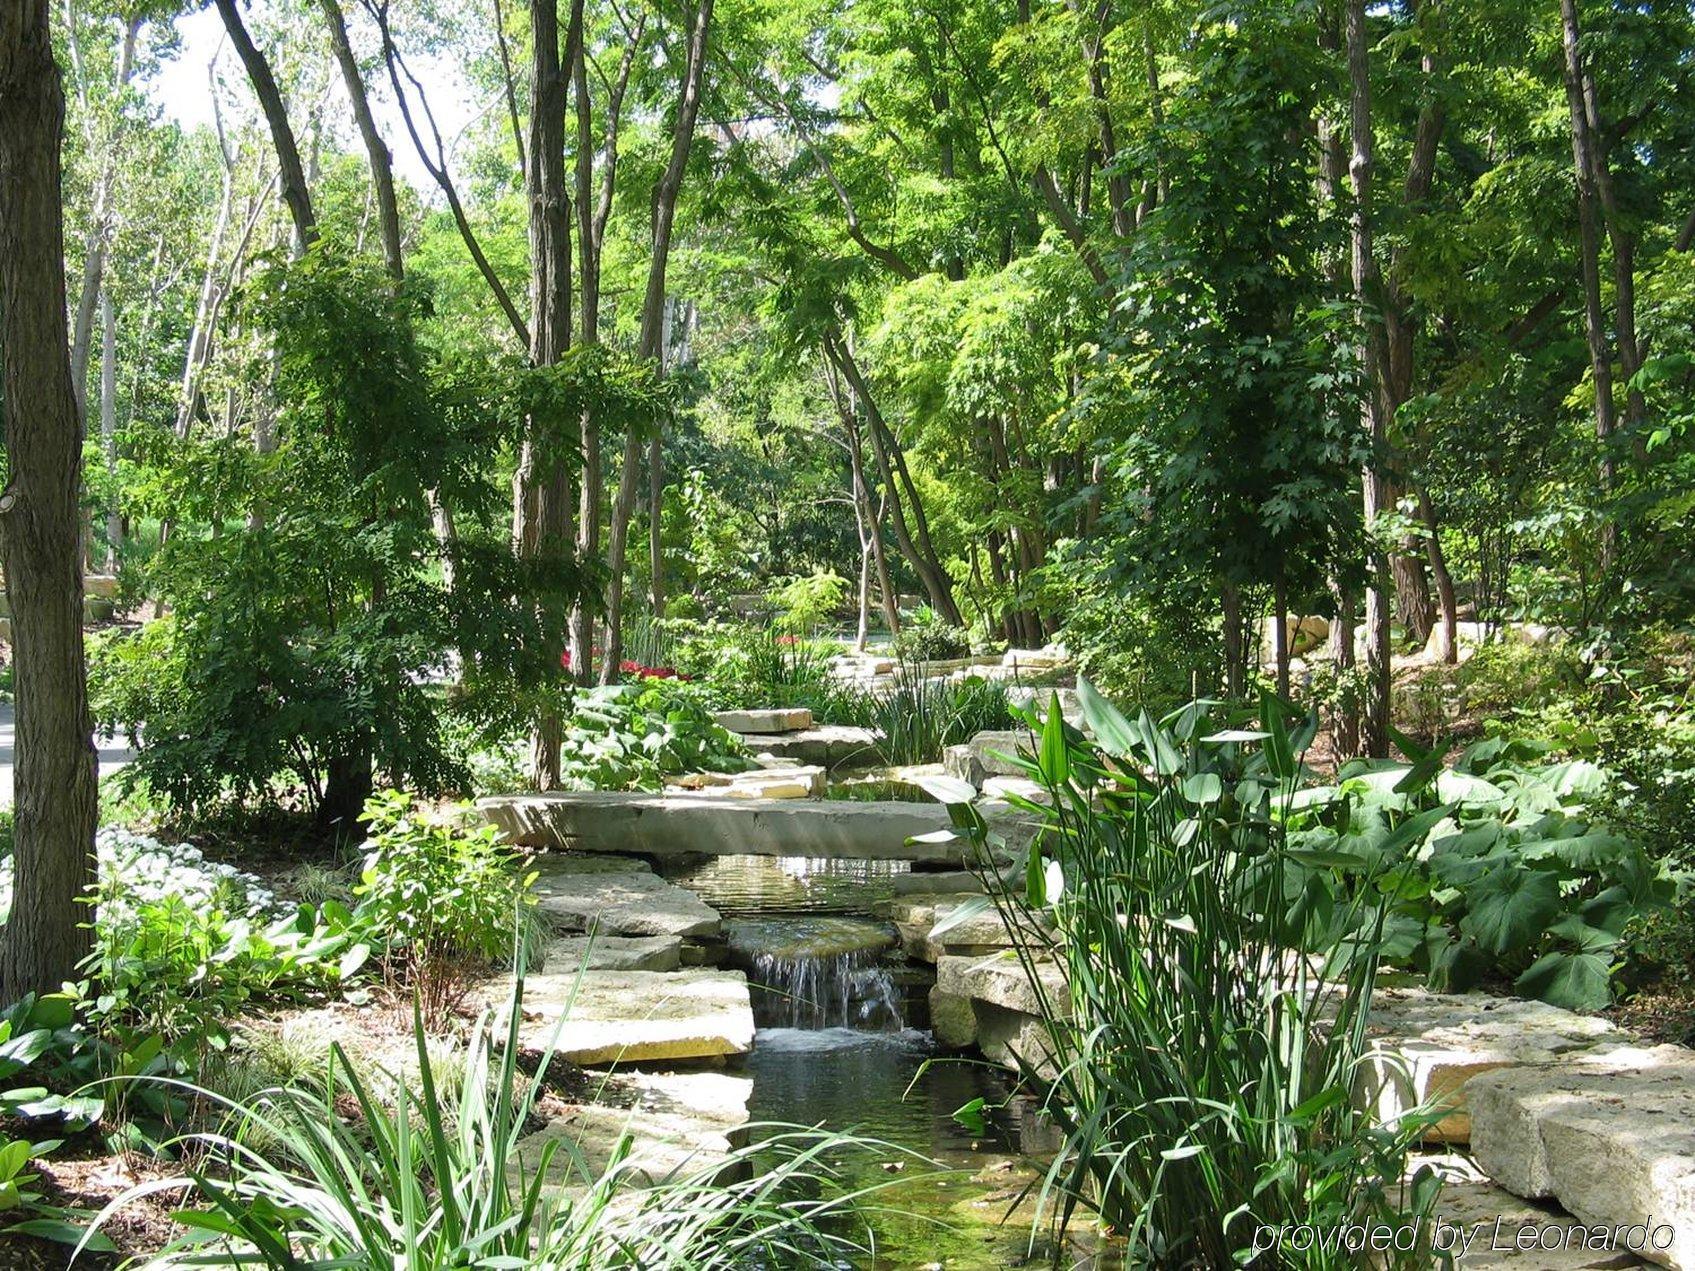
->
(600, 0), (711, 682)
(319, 0), (402, 279)
(1559, 0), (1618, 573)
(1418, 486), (1458, 663)
(0, 0), (99, 999)
(516, 0), (578, 785)
(1328, 576), (1360, 759)
(825, 331), (962, 625)
(68, 15), (139, 413)
(214, 0), (316, 251)
(99, 288), (119, 571)
(1348, 0), (1392, 757)
(1221, 580), (1244, 698)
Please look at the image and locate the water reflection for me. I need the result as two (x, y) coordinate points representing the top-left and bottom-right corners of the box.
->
(658, 853), (908, 916)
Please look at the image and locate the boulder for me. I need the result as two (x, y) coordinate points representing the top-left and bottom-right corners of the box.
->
(531, 855), (722, 940)
(1467, 1047), (1695, 1268)
(714, 707), (813, 735)
(1000, 644), (1070, 670)
(980, 775), (1050, 805)
(935, 952), (1068, 1020)
(500, 967), (756, 1065)
(1362, 988), (1622, 1143)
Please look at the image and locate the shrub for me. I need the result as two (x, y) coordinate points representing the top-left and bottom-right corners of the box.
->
(930, 688), (1441, 1264)
(1277, 733), (1668, 1010)
(766, 570), (850, 636)
(891, 611), (970, 663)
(352, 792), (537, 1025)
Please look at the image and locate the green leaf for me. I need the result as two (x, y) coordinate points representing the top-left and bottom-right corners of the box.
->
(1181, 772), (1223, 806)
(1460, 865), (1562, 956)
(1039, 698), (1070, 786)
(1515, 950), (1614, 1011)
(1076, 678), (1137, 756)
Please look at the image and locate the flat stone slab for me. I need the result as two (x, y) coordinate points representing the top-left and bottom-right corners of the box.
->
(500, 967), (755, 1065)
(935, 952), (1068, 1020)
(669, 765), (826, 799)
(483, 792), (1024, 864)
(543, 934), (682, 973)
(1363, 988), (1624, 1143)
(747, 725), (883, 769)
(1468, 1047), (1695, 1268)
(531, 855), (721, 939)
(516, 1069), (753, 1182)
(714, 707), (812, 734)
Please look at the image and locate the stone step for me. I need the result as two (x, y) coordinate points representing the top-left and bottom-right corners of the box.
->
(1362, 988), (1625, 1143)
(543, 934), (682, 973)
(743, 725), (883, 769)
(483, 791), (1032, 864)
(515, 1068), (753, 1183)
(497, 967), (755, 1065)
(668, 765), (825, 799)
(712, 707), (813, 734)
(531, 855), (721, 939)
(1468, 1047), (1695, 1269)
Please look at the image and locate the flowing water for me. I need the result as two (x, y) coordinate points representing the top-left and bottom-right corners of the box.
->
(708, 858), (1057, 1268)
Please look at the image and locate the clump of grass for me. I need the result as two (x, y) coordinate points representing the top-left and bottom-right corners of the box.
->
(86, 969), (922, 1268)
(936, 686), (1442, 1266)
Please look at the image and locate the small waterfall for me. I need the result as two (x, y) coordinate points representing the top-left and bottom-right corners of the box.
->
(728, 916), (906, 1031)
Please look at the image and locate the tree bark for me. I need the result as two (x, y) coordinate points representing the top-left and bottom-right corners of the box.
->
(68, 14), (140, 415)
(0, 0), (100, 1000)
(214, 0), (317, 252)
(600, 0), (712, 682)
(1559, 0), (1618, 572)
(515, 0), (579, 785)
(99, 287), (119, 570)
(824, 330), (962, 625)
(1347, 0), (1392, 757)
(319, 0), (402, 280)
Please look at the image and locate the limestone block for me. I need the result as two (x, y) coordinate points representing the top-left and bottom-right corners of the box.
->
(544, 934), (683, 973)
(714, 707), (813, 735)
(1363, 988), (1622, 1143)
(531, 856), (722, 939)
(500, 967), (755, 1065)
(929, 988), (978, 1049)
(1468, 1047), (1695, 1268)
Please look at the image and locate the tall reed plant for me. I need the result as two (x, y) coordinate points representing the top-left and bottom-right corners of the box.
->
(932, 684), (1441, 1267)
(83, 970), (909, 1268)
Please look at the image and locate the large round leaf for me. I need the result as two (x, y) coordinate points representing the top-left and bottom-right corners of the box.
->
(1460, 865), (1562, 956)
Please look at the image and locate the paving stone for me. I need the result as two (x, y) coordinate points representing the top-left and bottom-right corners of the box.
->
(531, 856), (722, 939)
(713, 707), (813, 735)
(498, 967), (755, 1065)
(543, 934), (682, 973)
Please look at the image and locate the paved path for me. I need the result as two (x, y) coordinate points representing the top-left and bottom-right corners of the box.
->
(0, 702), (133, 808)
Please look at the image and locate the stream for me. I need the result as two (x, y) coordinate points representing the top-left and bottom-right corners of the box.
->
(660, 853), (1056, 1268)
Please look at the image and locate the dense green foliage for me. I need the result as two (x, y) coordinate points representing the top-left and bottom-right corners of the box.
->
(934, 690), (1440, 1265)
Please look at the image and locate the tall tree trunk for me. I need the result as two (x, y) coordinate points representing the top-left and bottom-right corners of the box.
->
(1348, 0), (1392, 757)
(1328, 576), (1360, 759)
(99, 287), (119, 571)
(600, 0), (711, 683)
(319, 0), (402, 279)
(1559, 0), (1618, 573)
(214, 0), (316, 252)
(825, 331), (963, 625)
(68, 14), (140, 414)
(515, 0), (578, 785)
(0, 0), (99, 1000)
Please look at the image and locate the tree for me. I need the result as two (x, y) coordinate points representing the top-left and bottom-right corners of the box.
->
(0, 0), (100, 999)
